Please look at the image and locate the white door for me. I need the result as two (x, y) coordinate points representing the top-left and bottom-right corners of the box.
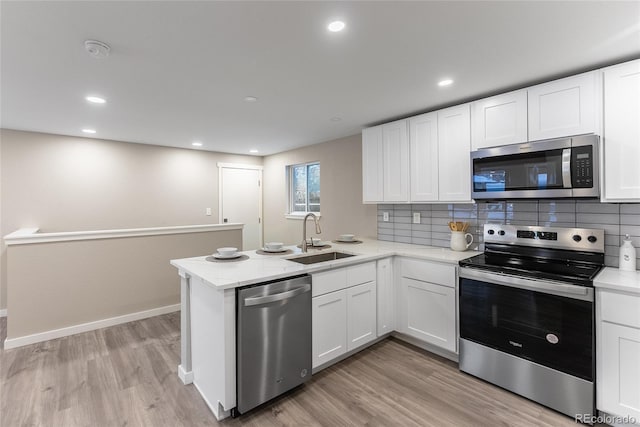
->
(471, 89), (528, 150)
(312, 289), (348, 369)
(410, 112), (439, 202)
(362, 126), (384, 203)
(346, 281), (377, 352)
(382, 119), (410, 202)
(219, 165), (262, 250)
(603, 59), (640, 201)
(527, 71), (598, 141)
(437, 104), (472, 202)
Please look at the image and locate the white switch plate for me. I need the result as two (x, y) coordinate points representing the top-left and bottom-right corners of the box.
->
(205, 208), (212, 216)
(413, 212), (420, 224)
(383, 211), (389, 222)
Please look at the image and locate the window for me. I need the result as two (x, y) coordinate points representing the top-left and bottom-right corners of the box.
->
(287, 162), (320, 216)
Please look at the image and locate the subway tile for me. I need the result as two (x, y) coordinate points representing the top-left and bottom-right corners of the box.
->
(394, 204), (411, 211)
(620, 214), (640, 226)
(412, 204), (432, 212)
(394, 209), (411, 217)
(620, 225), (640, 237)
(393, 235), (413, 244)
(395, 216), (411, 224)
(506, 211), (538, 223)
(378, 204), (394, 211)
(576, 202), (619, 214)
(411, 237), (431, 246)
(432, 217), (452, 226)
(432, 224), (452, 234)
(621, 204), (640, 215)
(378, 234), (394, 242)
(432, 231), (451, 241)
(575, 222), (620, 236)
(506, 219), (539, 226)
(411, 224), (431, 233)
(378, 222), (393, 230)
(411, 230), (431, 239)
(604, 235), (621, 246)
(431, 239), (449, 248)
(394, 223), (411, 231)
(604, 255), (619, 267)
(575, 213), (621, 225)
(506, 201), (538, 212)
(538, 212), (576, 227)
(537, 200), (576, 213)
(395, 228), (413, 237)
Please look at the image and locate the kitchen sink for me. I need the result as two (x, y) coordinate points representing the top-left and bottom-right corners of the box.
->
(288, 251), (355, 265)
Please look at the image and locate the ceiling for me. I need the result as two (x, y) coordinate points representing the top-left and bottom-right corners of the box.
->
(2, 1), (639, 156)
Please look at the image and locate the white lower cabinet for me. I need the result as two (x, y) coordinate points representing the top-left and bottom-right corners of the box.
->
(346, 282), (377, 351)
(376, 258), (395, 336)
(312, 289), (348, 368)
(597, 289), (640, 421)
(311, 262), (377, 369)
(396, 258), (457, 353)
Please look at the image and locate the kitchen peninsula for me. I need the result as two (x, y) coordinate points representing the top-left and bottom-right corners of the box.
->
(170, 239), (476, 420)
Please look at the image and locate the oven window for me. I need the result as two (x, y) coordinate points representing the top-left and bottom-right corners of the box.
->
(459, 278), (593, 381)
(473, 149), (565, 193)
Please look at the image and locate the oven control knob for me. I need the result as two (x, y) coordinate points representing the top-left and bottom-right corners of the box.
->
(588, 235), (598, 243)
(498, 230), (505, 236)
(487, 229), (495, 235)
(572, 235), (582, 242)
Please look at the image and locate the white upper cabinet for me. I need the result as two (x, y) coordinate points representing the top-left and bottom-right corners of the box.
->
(437, 104), (472, 202)
(382, 120), (410, 202)
(602, 59), (640, 201)
(528, 71), (598, 141)
(409, 112), (439, 202)
(362, 126), (384, 203)
(471, 89), (528, 150)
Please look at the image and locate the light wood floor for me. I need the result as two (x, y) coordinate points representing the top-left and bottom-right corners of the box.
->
(1, 314), (587, 426)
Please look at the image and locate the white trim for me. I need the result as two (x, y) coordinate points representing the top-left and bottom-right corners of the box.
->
(3, 303), (181, 350)
(178, 364), (194, 384)
(216, 162), (263, 171)
(0, 309), (7, 317)
(3, 223), (243, 246)
(285, 212), (322, 220)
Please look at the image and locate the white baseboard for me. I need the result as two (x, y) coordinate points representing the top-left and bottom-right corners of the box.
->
(178, 364), (194, 385)
(3, 304), (180, 350)
(0, 309), (7, 317)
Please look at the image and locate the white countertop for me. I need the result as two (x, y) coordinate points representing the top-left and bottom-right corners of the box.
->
(594, 267), (640, 295)
(170, 238), (478, 290)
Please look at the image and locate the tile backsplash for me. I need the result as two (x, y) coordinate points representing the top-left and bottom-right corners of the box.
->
(377, 200), (640, 268)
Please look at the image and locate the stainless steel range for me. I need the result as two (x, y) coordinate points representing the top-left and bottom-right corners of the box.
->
(458, 224), (605, 419)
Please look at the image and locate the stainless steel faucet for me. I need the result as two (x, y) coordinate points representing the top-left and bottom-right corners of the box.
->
(301, 213), (321, 253)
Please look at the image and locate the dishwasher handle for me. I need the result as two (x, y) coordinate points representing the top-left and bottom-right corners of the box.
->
(243, 283), (311, 307)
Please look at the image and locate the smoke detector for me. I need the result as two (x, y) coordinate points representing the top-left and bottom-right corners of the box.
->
(84, 40), (110, 59)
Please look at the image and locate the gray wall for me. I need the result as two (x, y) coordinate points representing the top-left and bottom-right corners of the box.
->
(378, 200), (640, 268)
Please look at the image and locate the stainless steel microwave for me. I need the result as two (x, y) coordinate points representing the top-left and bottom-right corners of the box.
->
(471, 134), (599, 200)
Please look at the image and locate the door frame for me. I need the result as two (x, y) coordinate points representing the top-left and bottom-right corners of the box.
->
(217, 162), (264, 249)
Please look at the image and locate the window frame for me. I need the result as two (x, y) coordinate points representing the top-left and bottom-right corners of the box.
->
(286, 161), (321, 219)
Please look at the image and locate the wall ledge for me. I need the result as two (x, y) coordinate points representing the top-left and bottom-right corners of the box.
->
(3, 223), (244, 246)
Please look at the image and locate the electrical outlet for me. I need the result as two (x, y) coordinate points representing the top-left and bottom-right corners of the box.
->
(413, 212), (420, 224)
(205, 208), (212, 216)
(383, 211), (389, 222)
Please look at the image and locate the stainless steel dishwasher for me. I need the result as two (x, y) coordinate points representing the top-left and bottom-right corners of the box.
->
(235, 275), (312, 415)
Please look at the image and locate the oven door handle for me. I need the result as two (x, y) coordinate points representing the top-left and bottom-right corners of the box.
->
(459, 268), (594, 301)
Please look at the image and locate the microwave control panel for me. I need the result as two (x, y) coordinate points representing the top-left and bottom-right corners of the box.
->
(571, 145), (593, 188)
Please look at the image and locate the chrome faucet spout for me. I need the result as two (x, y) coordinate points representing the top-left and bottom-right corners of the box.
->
(302, 213), (321, 253)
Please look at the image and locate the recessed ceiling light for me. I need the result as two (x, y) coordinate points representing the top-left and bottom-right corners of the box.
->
(249, 149), (259, 154)
(82, 128), (96, 134)
(328, 21), (346, 32)
(244, 96), (258, 102)
(85, 96), (106, 104)
(192, 141), (203, 147)
(438, 79), (454, 87)
(330, 117), (342, 122)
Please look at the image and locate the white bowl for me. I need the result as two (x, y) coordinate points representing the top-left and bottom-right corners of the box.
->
(339, 234), (355, 241)
(217, 247), (238, 256)
(265, 242), (283, 250)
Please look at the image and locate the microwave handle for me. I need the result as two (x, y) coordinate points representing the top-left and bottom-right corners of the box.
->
(562, 148), (572, 188)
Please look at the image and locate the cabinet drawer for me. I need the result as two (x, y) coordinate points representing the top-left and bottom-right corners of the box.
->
(347, 262), (376, 287)
(312, 268), (347, 297)
(400, 258), (455, 288)
(601, 291), (640, 329)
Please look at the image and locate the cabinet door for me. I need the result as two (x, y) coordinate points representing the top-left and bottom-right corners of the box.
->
(528, 71), (597, 141)
(399, 277), (456, 353)
(312, 290), (347, 368)
(377, 258), (395, 336)
(362, 126), (384, 203)
(409, 112), (439, 202)
(437, 104), (472, 202)
(347, 282), (377, 352)
(598, 322), (640, 420)
(382, 120), (410, 202)
(471, 89), (527, 150)
(603, 60), (640, 201)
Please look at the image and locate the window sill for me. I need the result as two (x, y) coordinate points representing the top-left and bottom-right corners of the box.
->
(285, 213), (322, 220)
